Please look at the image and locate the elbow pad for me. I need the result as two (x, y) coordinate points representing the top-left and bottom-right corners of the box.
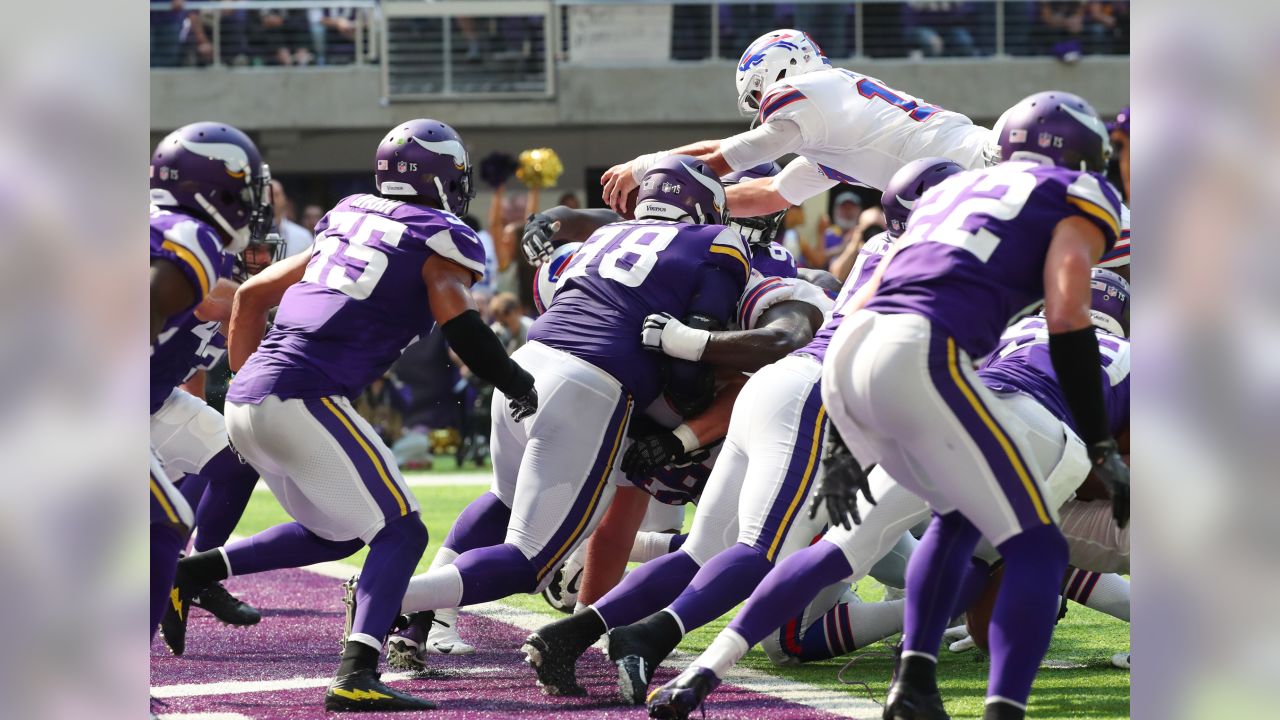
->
(440, 310), (534, 397)
(1048, 326), (1110, 447)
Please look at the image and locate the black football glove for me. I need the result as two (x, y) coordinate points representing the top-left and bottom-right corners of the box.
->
(506, 368), (539, 422)
(521, 214), (559, 266)
(808, 422), (874, 530)
(621, 432), (684, 477)
(1088, 439), (1129, 528)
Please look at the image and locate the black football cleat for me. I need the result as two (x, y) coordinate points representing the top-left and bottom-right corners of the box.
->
(882, 681), (951, 720)
(386, 611), (437, 673)
(338, 574), (408, 651)
(190, 581), (261, 626)
(646, 666), (721, 720)
(522, 631), (587, 696)
(159, 585), (191, 656)
(609, 623), (679, 705)
(323, 668), (436, 712)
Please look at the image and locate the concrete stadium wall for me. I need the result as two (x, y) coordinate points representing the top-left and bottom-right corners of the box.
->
(152, 56), (1130, 180)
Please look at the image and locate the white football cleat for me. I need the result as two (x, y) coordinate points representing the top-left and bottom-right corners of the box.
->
(1111, 652), (1130, 670)
(423, 608), (476, 655)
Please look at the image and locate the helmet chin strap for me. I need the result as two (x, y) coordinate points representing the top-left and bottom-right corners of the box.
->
(433, 177), (453, 214)
(195, 191), (250, 253)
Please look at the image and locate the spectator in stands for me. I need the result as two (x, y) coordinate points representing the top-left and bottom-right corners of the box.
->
(270, 180), (314, 257)
(1037, 1), (1117, 58)
(301, 203), (325, 234)
(259, 6), (314, 66)
(488, 292), (534, 355)
(779, 204), (810, 268)
(393, 331), (462, 470)
(1109, 105), (1131, 202)
(354, 372), (410, 448)
(792, 5), (853, 58)
(487, 181), (540, 307)
(311, 6), (360, 65)
(558, 191), (581, 210)
(828, 206), (887, 280)
(816, 190), (864, 268)
(903, 2), (979, 58)
(151, 0), (187, 68)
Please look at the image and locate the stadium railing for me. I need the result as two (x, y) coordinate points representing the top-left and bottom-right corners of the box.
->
(150, 1), (1128, 103)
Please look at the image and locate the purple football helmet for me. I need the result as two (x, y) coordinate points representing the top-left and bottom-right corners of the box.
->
(374, 119), (475, 215)
(991, 91), (1112, 172)
(723, 162), (784, 245)
(881, 157), (964, 239)
(635, 155), (727, 225)
(1090, 268), (1129, 337)
(149, 122), (272, 254)
(1107, 105), (1130, 136)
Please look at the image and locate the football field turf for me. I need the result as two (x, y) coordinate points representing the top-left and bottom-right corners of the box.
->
(152, 467), (1130, 719)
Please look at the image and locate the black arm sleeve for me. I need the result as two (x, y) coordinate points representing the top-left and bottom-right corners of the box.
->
(441, 310), (535, 397)
(1048, 326), (1110, 447)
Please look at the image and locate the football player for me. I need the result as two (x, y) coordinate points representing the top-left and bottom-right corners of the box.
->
(599, 29), (994, 221)
(760, 268), (1131, 669)
(650, 91), (1129, 720)
(149, 122), (274, 642)
(384, 157), (751, 671)
(162, 119), (538, 712)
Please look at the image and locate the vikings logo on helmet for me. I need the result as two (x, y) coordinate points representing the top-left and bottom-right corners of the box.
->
(533, 242), (581, 315)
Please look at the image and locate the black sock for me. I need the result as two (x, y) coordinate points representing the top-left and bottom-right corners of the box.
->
(983, 699), (1026, 720)
(899, 653), (939, 694)
(638, 611), (684, 652)
(563, 607), (607, 643)
(179, 549), (229, 591)
(338, 639), (381, 677)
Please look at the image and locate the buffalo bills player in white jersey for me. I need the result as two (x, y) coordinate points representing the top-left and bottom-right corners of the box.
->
(164, 119), (538, 712)
(651, 92), (1130, 720)
(149, 122), (273, 645)
(599, 29), (994, 220)
(383, 156), (751, 666)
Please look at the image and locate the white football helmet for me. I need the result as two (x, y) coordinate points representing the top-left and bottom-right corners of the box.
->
(532, 242), (581, 315)
(735, 29), (829, 116)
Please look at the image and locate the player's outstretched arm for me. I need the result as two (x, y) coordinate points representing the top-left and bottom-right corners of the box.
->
(642, 300), (822, 373)
(194, 278), (240, 327)
(150, 259), (197, 345)
(1044, 216), (1129, 527)
(521, 206), (621, 265)
(227, 250), (309, 371)
(425, 255), (538, 421)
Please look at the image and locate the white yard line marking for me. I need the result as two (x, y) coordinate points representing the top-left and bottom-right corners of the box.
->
(297, 559), (882, 718)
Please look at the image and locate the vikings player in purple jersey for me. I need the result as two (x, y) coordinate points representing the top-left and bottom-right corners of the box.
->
(650, 92), (1129, 720)
(149, 122), (273, 644)
(163, 119), (537, 712)
(758, 268), (1132, 670)
(381, 157), (749, 671)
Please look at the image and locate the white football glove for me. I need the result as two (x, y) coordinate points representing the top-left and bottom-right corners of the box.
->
(639, 313), (710, 362)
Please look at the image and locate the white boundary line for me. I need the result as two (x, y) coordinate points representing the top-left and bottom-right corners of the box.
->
(153, 555), (881, 718)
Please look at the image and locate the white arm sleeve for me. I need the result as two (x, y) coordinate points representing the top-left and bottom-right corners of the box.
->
(719, 119), (805, 173)
(775, 157), (838, 205)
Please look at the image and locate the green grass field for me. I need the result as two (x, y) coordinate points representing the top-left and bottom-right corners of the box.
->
(236, 467), (1130, 719)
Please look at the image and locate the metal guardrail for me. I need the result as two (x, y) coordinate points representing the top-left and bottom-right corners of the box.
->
(151, 1), (1129, 101)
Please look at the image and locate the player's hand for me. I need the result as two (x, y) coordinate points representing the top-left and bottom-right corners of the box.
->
(808, 423), (874, 530)
(601, 160), (639, 213)
(640, 313), (710, 362)
(507, 369), (539, 423)
(621, 432), (683, 476)
(1089, 439), (1129, 528)
(521, 214), (559, 266)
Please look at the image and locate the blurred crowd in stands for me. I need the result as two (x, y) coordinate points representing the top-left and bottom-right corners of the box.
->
(151, 1), (1128, 68)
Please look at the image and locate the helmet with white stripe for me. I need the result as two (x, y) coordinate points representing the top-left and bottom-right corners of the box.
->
(635, 155), (727, 225)
(735, 29), (828, 116)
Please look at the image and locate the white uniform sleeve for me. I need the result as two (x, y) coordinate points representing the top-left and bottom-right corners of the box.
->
(737, 276), (834, 330)
(719, 119), (805, 173)
(1097, 204), (1131, 269)
(757, 81), (828, 145)
(775, 157), (838, 205)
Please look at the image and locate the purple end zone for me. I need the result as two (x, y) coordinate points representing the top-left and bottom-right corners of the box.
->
(151, 568), (852, 719)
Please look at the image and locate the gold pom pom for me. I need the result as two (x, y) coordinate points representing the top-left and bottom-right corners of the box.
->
(517, 147), (564, 189)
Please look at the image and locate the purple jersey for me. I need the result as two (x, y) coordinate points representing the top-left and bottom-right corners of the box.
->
(750, 241), (798, 279)
(979, 316), (1130, 438)
(864, 162), (1123, 357)
(228, 194), (487, 403)
(150, 207), (235, 413)
(529, 219), (751, 406)
(794, 231), (892, 364)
